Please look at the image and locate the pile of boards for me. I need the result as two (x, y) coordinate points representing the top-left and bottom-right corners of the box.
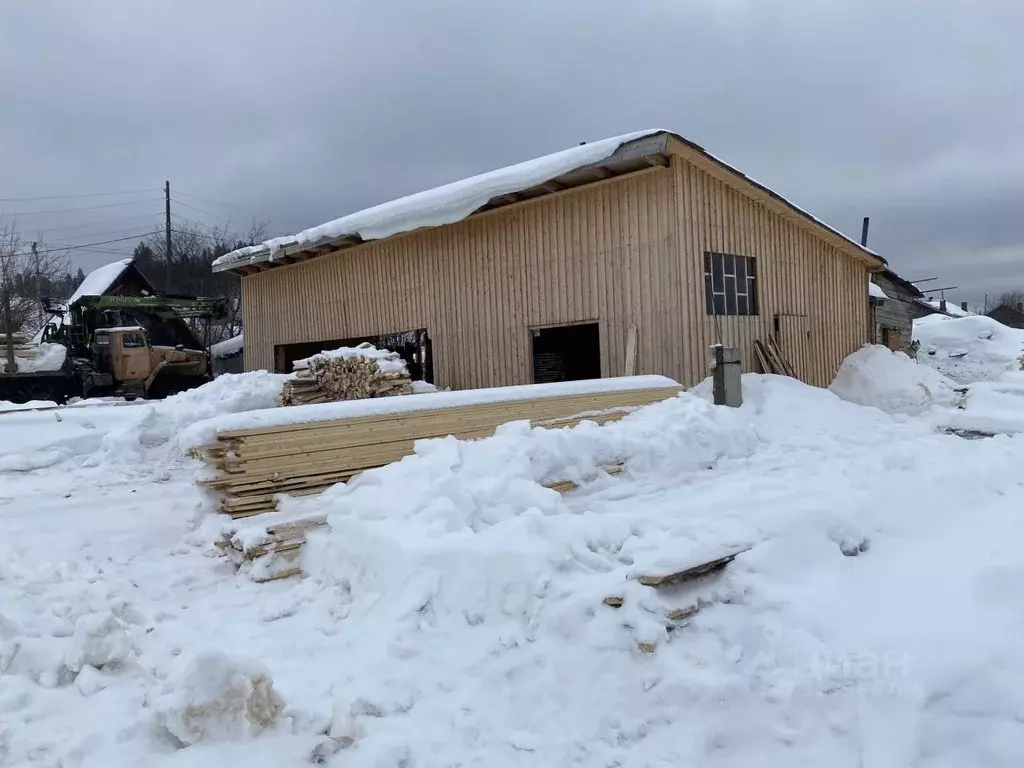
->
(279, 343), (413, 406)
(754, 337), (796, 377)
(196, 377), (683, 519)
(214, 512), (327, 583)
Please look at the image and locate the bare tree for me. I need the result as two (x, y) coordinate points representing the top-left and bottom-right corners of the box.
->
(1, 219), (70, 371)
(997, 290), (1024, 311)
(135, 218), (266, 344)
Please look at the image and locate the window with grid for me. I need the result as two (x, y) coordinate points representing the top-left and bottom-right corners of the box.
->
(704, 252), (758, 316)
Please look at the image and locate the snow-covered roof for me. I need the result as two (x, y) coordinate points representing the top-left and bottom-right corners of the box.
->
(211, 334), (243, 359)
(869, 281), (889, 300)
(68, 258), (133, 305)
(916, 299), (974, 318)
(214, 130), (883, 273)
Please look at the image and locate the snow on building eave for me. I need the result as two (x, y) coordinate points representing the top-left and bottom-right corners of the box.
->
(214, 129), (884, 275)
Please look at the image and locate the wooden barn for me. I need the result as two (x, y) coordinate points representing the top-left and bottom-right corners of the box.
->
(214, 130), (885, 388)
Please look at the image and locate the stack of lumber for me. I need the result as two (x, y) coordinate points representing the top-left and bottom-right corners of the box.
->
(196, 378), (683, 518)
(279, 343), (413, 406)
(754, 337), (796, 377)
(214, 512), (328, 583)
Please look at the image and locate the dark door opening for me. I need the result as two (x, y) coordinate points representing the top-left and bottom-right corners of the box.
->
(274, 329), (433, 382)
(531, 323), (601, 384)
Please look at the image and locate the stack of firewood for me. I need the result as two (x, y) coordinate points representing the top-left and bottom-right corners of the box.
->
(279, 343), (413, 406)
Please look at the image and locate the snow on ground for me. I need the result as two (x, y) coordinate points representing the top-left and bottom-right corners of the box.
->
(914, 314), (1024, 384)
(2, 361), (1024, 766)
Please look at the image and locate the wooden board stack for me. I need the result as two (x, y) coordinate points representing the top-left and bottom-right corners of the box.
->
(279, 343), (413, 406)
(215, 512), (328, 583)
(196, 381), (683, 518)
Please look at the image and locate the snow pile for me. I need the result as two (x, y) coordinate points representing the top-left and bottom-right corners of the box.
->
(152, 652), (285, 746)
(914, 315), (1024, 383)
(829, 344), (959, 414)
(214, 130), (664, 268)
(89, 371), (287, 465)
(4, 342), (67, 373)
(211, 334), (243, 359)
(868, 280), (888, 299)
(294, 342), (407, 375)
(63, 612), (134, 673)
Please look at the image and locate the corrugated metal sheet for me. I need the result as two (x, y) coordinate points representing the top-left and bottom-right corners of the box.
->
(242, 156), (867, 389)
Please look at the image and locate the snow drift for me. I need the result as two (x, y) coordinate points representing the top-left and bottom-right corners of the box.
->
(829, 344), (959, 414)
(914, 315), (1024, 384)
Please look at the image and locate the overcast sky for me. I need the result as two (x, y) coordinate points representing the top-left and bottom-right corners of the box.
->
(1, 0), (1021, 307)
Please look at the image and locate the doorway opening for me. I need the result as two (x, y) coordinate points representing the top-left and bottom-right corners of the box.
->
(531, 323), (601, 384)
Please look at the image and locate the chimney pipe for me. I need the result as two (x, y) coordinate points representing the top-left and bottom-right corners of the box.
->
(940, 299), (947, 312)
(961, 302), (968, 312)
(860, 217), (870, 247)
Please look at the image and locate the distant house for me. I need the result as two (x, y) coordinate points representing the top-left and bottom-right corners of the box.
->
(869, 269), (925, 355)
(987, 303), (1024, 330)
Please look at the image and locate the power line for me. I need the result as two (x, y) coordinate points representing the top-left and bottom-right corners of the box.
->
(2, 198), (164, 216)
(19, 233), (156, 256)
(0, 187), (158, 203)
(23, 213), (163, 236)
(44, 223), (161, 245)
(175, 189), (269, 218)
(169, 227), (237, 244)
(171, 198), (237, 223)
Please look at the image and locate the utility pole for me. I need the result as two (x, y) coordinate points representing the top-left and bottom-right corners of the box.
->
(31, 241), (41, 329)
(165, 180), (173, 292)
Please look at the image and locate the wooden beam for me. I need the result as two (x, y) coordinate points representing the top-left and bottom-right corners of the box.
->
(541, 180), (565, 193)
(624, 324), (638, 377)
(643, 155), (669, 168)
(590, 166), (613, 180)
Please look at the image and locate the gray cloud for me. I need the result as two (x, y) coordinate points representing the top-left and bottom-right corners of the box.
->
(1, 0), (1022, 305)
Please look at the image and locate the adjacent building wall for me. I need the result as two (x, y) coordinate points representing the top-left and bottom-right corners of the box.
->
(241, 155), (869, 389)
(870, 273), (918, 355)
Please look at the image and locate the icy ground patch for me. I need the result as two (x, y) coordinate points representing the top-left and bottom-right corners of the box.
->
(2, 369), (1024, 766)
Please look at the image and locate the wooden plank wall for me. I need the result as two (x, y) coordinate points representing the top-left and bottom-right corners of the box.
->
(242, 158), (868, 389)
(669, 156), (868, 388)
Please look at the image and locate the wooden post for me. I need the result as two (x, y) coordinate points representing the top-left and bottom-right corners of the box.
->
(624, 323), (638, 376)
(2, 287), (17, 374)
